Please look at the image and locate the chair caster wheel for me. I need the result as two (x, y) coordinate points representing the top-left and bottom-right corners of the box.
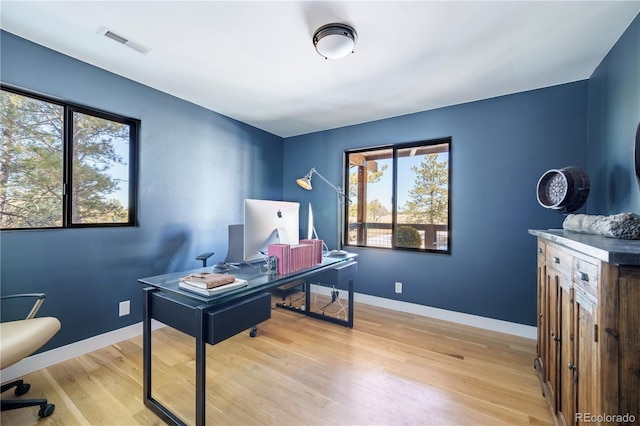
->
(38, 403), (55, 417)
(15, 383), (30, 396)
(249, 327), (257, 338)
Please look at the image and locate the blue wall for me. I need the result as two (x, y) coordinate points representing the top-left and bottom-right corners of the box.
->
(0, 31), (284, 350)
(587, 14), (640, 214)
(284, 83), (588, 326)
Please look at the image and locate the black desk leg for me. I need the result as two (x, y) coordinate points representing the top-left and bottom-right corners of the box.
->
(302, 279), (354, 328)
(143, 287), (186, 426)
(143, 287), (153, 404)
(305, 281), (311, 318)
(195, 306), (206, 426)
(347, 279), (354, 328)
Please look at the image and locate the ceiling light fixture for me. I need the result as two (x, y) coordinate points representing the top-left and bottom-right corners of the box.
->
(312, 23), (357, 60)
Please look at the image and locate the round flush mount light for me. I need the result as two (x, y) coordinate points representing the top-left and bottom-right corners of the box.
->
(313, 23), (357, 59)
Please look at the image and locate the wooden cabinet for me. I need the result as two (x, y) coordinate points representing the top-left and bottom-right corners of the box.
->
(531, 230), (640, 425)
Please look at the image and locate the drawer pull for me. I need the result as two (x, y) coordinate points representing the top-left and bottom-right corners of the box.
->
(577, 271), (589, 282)
(552, 256), (560, 264)
(538, 247), (543, 254)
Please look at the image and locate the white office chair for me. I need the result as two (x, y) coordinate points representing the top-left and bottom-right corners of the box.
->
(1, 293), (61, 418)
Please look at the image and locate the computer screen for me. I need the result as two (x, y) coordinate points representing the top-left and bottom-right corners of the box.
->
(243, 199), (300, 263)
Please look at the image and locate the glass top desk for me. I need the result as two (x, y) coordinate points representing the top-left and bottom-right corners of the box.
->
(138, 253), (358, 426)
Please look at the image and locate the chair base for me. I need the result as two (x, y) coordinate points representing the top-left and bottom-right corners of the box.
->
(1, 379), (55, 417)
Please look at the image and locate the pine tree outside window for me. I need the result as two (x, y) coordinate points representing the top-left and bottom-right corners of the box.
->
(345, 138), (451, 253)
(1, 86), (138, 230)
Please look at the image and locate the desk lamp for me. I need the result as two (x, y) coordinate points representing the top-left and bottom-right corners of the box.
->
(296, 167), (351, 257)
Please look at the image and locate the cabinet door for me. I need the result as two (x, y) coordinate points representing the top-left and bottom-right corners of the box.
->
(574, 288), (597, 424)
(558, 282), (575, 426)
(537, 241), (547, 379)
(618, 269), (640, 420)
(546, 270), (561, 411)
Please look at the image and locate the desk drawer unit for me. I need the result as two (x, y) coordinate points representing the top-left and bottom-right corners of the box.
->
(207, 292), (271, 344)
(309, 260), (358, 287)
(149, 291), (271, 344)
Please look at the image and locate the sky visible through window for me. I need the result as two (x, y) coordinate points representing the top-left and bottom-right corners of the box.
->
(364, 153), (449, 213)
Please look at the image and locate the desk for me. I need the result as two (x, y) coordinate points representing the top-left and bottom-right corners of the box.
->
(138, 254), (357, 426)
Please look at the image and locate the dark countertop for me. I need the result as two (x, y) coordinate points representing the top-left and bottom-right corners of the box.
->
(529, 229), (640, 266)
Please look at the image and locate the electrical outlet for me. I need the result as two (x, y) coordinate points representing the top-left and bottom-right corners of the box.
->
(119, 300), (130, 317)
(395, 282), (402, 294)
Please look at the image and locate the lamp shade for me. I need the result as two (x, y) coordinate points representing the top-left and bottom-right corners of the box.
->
(313, 24), (357, 59)
(296, 176), (312, 190)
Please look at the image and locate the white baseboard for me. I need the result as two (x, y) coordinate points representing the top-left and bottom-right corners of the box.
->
(308, 285), (537, 340)
(0, 320), (165, 383)
(1, 294), (536, 381)
(353, 293), (537, 339)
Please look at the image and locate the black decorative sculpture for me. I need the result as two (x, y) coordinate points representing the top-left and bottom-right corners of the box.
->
(537, 166), (590, 213)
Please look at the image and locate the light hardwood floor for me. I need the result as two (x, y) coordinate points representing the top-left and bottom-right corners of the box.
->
(1, 298), (553, 425)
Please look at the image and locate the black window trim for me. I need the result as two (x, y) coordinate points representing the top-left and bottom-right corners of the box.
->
(344, 137), (452, 254)
(1, 83), (140, 230)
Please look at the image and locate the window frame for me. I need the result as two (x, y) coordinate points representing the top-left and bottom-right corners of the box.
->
(1, 84), (139, 230)
(344, 137), (452, 254)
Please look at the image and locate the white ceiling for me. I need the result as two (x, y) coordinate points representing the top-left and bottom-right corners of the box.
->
(1, 1), (639, 138)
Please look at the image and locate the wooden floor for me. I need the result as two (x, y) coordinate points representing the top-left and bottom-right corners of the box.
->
(1, 297), (553, 425)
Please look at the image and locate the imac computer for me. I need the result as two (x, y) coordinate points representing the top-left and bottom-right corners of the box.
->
(243, 199), (300, 263)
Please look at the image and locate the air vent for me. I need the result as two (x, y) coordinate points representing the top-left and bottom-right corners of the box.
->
(103, 30), (128, 45)
(97, 26), (151, 55)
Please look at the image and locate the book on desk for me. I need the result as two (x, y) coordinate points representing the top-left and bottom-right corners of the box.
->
(179, 272), (248, 296)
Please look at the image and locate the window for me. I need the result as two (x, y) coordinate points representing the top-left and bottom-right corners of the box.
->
(345, 138), (451, 253)
(0, 86), (138, 230)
